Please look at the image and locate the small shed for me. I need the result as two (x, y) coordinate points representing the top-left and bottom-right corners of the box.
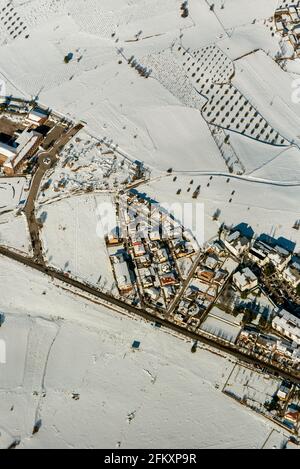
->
(132, 340), (141, 350)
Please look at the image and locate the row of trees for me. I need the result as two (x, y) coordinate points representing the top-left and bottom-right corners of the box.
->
(128, 56), (152, 78)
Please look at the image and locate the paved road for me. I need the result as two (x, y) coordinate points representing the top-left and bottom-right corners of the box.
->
(0, 246), (299, 385)
(24, 124), (84, 262)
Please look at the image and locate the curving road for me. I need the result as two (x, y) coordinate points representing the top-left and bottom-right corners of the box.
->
(24, 123), (84, 263)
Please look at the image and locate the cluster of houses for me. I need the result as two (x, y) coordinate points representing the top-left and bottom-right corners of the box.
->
(274, 381), (300, 431)
(237, 326), (300, 371)
(173, 240), (238, 328)
(283, 402), (300, 431)
(224, 227), (300, 353)
(223, 228), (300, 294)
(0, 106), (49, 176)
(107, 191), (199, 309)
(274, 4), (300, 57)
(108, 216), (300, 360)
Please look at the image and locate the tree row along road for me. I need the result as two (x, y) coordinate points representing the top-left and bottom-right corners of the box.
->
(0, 246), (299, 385)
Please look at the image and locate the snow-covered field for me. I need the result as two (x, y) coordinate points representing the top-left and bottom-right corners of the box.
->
(139, 174), (300, 250)
(0, 178), (31, 254)
(0, 212), (32, 255)
(0, 178), (28, 212)
(37, 193), (117, 292)
(0, 0), (300, 449)
(0, 255), (291, 449)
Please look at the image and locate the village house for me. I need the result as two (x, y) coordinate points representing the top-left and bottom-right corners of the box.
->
(274, 5), (300, 57)
(132, 240), (146, 258)
(172, 238), (195, 258)
(155, 248), (168, 264)
(144, 287), (161, 302)
(163, 285), (176, 301)
(205, 254), (219, 270)
(274, 341), (300, 364)
(224, 231), (250, 258)
(113, 259), (133, 294)
(277, 382), (293, 401)
(196, 267), (215, 284)
(139, 267), (154, 289)
(248, 243), (269, 267)
(283, 260), (300, 288)
(284, 405), (300, 428)
(209, 240), (226, 256)
(106, 227), (122, 246)
(272, 311), (300, 346)
(213, 269), (228, 288)
(160, 272), (179, 287)
(149, 225), (161, 241)
(158, 262), (172, 275)
(135, 254), (152, 268)
(233, 267), (258, 292)
(268, 246), (292, 273)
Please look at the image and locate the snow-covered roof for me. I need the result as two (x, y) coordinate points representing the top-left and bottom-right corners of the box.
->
(273, 311), (300, 344)
(114, 261), (132, 288)
(284, 265), (300, 284)
(28, 108), (48, 122)
(0, 142), (16, 158)
(233, 268), (257, 289)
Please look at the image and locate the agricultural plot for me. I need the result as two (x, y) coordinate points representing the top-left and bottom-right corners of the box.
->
(0, 0), (29, 44)
(173, 44), (290, 147)
(140, 49), (207, 111)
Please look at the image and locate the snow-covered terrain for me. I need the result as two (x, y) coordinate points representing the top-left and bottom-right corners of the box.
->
(0, 255), (291, 449)
(37, 193), (117, 292)
(0, 0), (300, 450)
(0, 178), (31, 254)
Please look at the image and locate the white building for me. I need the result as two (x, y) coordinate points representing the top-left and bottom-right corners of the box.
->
(224, 231), (249, 257)
(248, 245), (269, 267)
(139, 267), (154, 289)
(114, 261), (133, 294)
(272, 311), (300, 346)
(283, 261), (300, 288)
(0, 142), (16, 161)
(144, 287), (160, 302)
(0, 129), (42, 175)
(268, 247), (292, 273)
(26, 108), (49, 126)
(205, 254), (219, 270)
(233, 267), (258, 292)
(156, 248), (168, 264)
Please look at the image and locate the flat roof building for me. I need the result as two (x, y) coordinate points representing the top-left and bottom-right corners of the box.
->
(26, 108), (49, 126)
(114, 261), (133, 294)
